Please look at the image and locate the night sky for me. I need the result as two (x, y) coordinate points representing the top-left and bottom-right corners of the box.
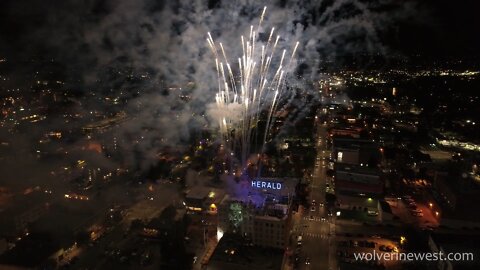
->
(391, 0), (480, 57)
(1, 0), (479, 64)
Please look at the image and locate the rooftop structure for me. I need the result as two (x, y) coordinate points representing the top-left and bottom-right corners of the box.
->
(184, 186), (225, 213)
(217, 178), (297, 249)
(332, 138), (381, 167)
(334, 163), (383, 196)
(206, 233), (283, 270)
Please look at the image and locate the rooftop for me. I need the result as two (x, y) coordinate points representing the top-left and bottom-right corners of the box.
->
(335, 163), (381, 176)
(208, 233), (283, 270)
(0, 232), (59, 268)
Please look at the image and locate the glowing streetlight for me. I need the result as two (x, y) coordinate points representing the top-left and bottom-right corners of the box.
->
(400, 236), (406, 245)
(217, 228), (224, 240)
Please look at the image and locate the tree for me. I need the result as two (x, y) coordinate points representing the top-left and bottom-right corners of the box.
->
(229, 203), (243, 228)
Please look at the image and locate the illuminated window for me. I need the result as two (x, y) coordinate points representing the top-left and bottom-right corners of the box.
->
(337, 152), (343, 162)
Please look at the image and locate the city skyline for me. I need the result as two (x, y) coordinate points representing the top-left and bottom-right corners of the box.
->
(0, 1), (479, 270)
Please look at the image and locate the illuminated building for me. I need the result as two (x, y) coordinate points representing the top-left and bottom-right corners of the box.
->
(334, 164), (383, 196)
(334, 164), (384, 216)
(184, 186), (224, 214)
(217, 178), (296, 249)
(332, 138), (381, 166)
(329, 127), (362, 138)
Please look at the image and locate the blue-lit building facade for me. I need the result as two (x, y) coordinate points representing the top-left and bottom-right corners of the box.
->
(218, 177), (297, 249)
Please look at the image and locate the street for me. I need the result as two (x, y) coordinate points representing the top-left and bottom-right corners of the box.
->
(291, 120), (336, 270)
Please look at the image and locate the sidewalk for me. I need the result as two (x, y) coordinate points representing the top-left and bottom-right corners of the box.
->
(282, 209), (303, 270)
(196, 238), (218, 270)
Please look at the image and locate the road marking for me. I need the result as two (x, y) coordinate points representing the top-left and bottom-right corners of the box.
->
(303, 233), (329, 239)
(303, 217), (328, 222)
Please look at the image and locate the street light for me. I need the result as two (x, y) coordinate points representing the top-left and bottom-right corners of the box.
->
(429, 203), (433, 208)
(400, 236), (406, 245)
(217, 228), (224, 241)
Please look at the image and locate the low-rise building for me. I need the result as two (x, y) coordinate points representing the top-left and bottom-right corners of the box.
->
(432, 171), (480, 227)
(332, 138), (381, 167)
(206, 233), (283, 270)
(0, 191), (51, 238)
(184, 186), (225, 214)
(335, 164), (384, 196)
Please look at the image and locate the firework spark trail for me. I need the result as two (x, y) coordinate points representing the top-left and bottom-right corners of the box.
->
(207, 6), (299, 166)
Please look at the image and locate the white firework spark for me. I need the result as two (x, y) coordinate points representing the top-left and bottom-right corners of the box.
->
(207, 6), (299, 166)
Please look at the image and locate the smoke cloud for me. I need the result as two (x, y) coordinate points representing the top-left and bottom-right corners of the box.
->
(0, 0), (420, 174)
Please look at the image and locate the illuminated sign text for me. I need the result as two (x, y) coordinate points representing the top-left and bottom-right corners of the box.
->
(251, 180), (282, 190)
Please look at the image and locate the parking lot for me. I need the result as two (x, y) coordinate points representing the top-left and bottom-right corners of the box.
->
(385, 195), (438, 228)
(336, 234), (404, 270)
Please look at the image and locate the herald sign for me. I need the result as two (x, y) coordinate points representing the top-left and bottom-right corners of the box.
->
(251, 180), (282, 190)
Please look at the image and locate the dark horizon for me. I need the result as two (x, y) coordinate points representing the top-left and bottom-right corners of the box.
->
(1, 0), (479, 60)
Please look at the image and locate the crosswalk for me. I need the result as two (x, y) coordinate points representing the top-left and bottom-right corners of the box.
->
(303, 232), (330, 239)
(293, 226), (330, 239)
(303, 216), (327, 222)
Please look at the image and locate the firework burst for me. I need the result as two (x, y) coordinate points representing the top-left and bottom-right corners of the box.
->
(207, 6), (299, 167)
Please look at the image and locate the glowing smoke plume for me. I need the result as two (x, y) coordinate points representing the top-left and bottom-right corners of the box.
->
(207, 7), (299, 166)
